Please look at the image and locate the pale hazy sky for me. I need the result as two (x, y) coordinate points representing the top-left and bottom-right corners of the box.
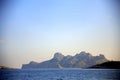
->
(1, 0), (120, 68)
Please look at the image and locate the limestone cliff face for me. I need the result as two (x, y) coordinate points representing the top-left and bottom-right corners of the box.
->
(22, 51), (108, 69)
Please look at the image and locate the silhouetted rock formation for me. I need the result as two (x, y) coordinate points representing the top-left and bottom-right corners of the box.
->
(22, 51), (108, 69)
(0, 66), (14, 69)
(89, 61), (120, 69)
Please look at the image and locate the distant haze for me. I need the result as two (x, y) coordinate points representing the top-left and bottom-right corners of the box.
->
(1, 0), (120, 68)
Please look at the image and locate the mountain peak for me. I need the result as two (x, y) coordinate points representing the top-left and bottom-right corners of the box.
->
(75, 51), (92, 57)
(53, 52), (64, 61)
(99, 54), (105, 57)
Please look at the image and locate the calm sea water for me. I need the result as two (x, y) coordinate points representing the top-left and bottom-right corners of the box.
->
(0, 69), (120, 80)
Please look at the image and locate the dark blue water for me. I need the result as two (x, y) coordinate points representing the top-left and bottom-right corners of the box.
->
(0, 69), (120, 80)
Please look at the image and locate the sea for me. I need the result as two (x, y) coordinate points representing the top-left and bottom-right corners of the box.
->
(0, 69), (120, 80)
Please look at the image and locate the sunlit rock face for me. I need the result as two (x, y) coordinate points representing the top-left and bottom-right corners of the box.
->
(22, 51), (108, 69)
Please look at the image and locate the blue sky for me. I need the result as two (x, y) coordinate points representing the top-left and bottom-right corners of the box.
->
(1, 0), (119, 68)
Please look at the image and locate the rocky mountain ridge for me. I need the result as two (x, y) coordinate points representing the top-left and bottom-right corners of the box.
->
(22, 51), (108, 69)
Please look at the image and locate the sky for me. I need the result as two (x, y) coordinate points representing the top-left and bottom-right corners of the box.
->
(0, 0), (120, 68)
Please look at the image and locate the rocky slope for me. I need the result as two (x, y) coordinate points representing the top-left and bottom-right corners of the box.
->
(89, 61), (120, 69)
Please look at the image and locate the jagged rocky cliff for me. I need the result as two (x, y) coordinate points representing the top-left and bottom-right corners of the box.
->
(22, 51), (108, 69)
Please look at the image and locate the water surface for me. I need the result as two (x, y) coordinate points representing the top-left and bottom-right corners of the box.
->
(0, 69), (120, 80)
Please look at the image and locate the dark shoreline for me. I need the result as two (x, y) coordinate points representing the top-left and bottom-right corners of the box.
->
(89, 61), (120, 69)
